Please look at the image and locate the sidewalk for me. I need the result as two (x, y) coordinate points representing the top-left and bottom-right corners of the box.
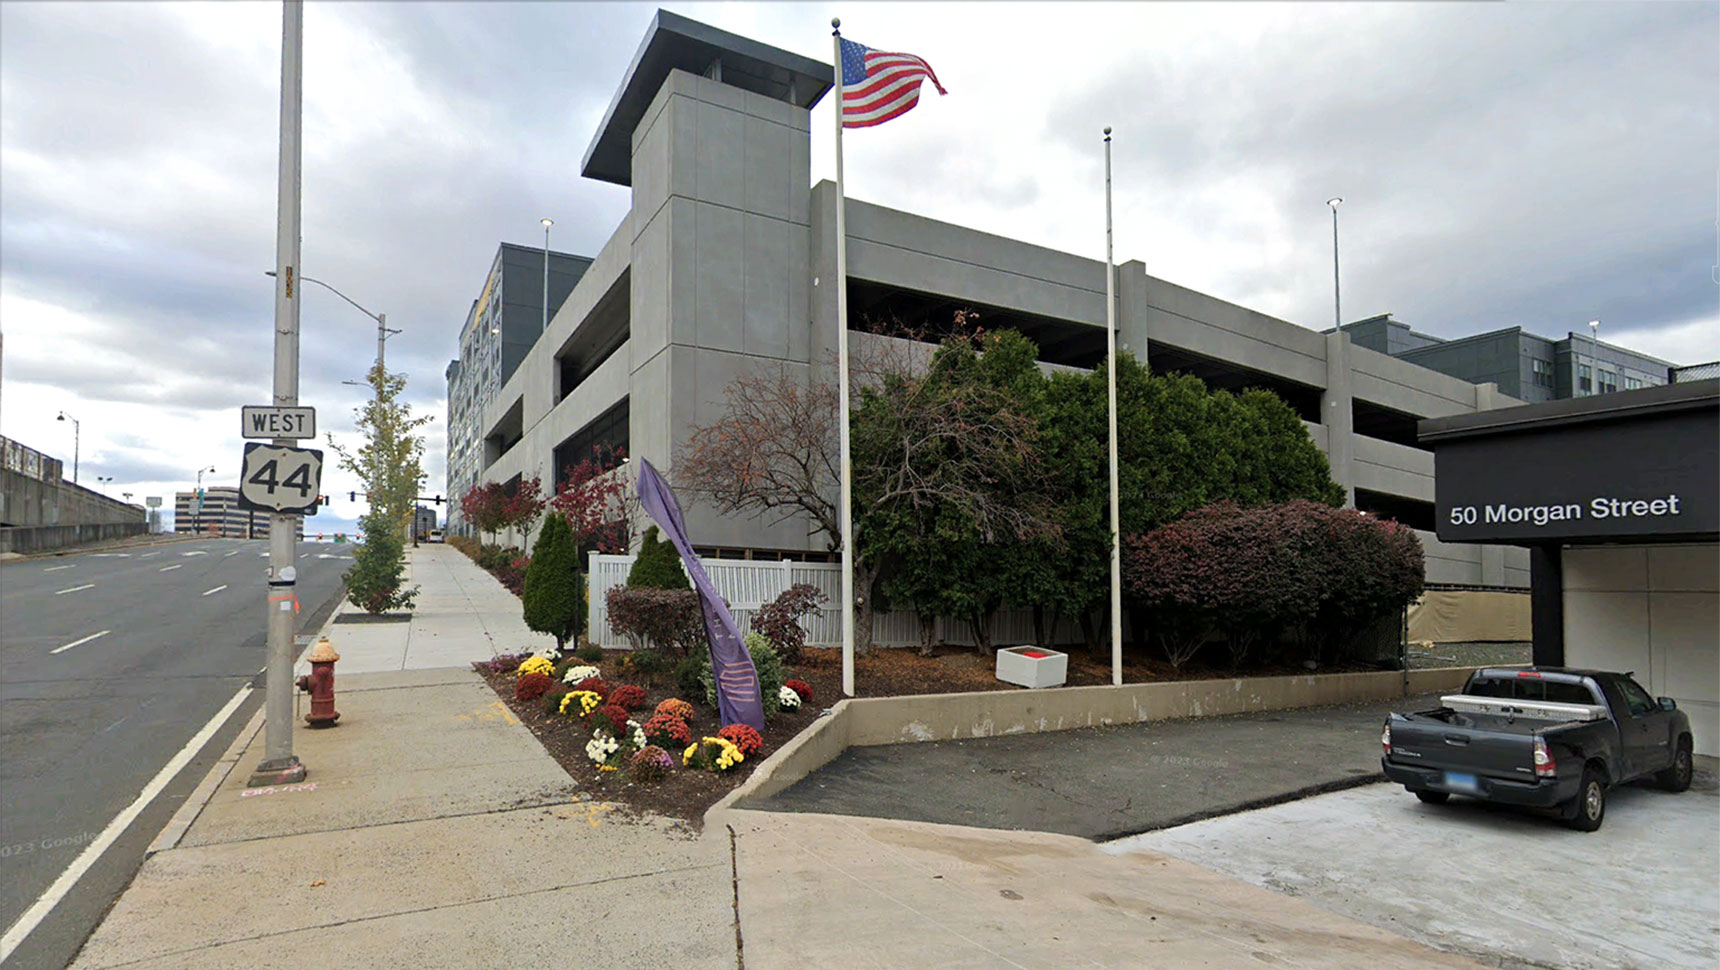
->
(295, 543), (555, 675)
(67, 543), (1487, 969)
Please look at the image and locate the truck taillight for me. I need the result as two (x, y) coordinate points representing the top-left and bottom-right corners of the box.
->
(1533, 736), (1555, 778)
(1381, 722), (1392, 756)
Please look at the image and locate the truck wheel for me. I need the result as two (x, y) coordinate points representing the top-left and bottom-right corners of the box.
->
(1414, 790), (1449, 805)
(1656, 737), (1694, 793)
(1565, 767), (1606, 832)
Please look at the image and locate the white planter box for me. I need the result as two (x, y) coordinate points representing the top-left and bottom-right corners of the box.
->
(995, 645), (1068, 689)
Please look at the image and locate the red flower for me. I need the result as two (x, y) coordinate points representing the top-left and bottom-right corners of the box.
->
(514, 672), (554, 703)
(784, 680), (814, 704)
(642, 713), (692, 749)
(574, 677), (610, 699)
(609, 684), (648, 711)
(717, 723), (764, 757)
(593, 703), (631, 737)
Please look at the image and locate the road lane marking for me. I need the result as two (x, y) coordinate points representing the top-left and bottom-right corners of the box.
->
(43, 565), (75, 572)
(223, 551), (240, 558)
(201, 585), (227, 596)
(51, 630), (111, 654)
(0, 685), (254, 961)
(53, 584), (94, 595)
(89, 553), (131, 558)
(181, 551), (208, 557)
(140, 552), (160, 559)
(159, 564), (182, 572)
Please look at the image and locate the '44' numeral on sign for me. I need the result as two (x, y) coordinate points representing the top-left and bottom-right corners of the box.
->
(247, 459), (314, 497)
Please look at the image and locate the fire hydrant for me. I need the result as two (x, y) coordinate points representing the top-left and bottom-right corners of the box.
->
(296, 637), (341, 728)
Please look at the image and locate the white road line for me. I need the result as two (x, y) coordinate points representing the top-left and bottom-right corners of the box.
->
(223, 551), (240, 558)
(201, 585), (227, 596)
(43, 564), (75, 572)
(53, 584), (94, 595)
(159, 564), (182, 572)
(181, 551), (207, 557)
(51, 630), (111, 655)
(0, 685), (253, 962)
(140, 552), (160, 559)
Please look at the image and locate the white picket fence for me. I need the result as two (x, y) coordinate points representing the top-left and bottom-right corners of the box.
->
(586, 553), (1093, 649)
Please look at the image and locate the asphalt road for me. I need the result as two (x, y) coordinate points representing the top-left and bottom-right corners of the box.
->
(0, 536), (349, 970)
(748, 695), (1442, 839)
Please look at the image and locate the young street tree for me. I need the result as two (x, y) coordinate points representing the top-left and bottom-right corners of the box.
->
(522, 512), (585, 651)
(328, 360), (432, 613)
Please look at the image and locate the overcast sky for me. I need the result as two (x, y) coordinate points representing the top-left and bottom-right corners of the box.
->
(2, 1), (1715, 536)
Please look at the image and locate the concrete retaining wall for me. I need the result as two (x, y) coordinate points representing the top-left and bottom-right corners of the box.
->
(0, 521), (147, 555)
(712, 666), (1490, 822)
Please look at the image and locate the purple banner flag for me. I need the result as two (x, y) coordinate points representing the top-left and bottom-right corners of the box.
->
(634, 459), (764, 730)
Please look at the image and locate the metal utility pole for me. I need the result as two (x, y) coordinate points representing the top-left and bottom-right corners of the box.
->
(1327, 197), (1343, 330)
(1104, 127), (1122, 686)
(541, 217), (554, 332)
(1588, 319), (1601, 395)
(56, 411), (79, 483)
(250, 0), (307, 788)
(194, 465), (215, 535)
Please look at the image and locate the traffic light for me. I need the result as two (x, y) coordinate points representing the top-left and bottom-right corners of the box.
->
(349, 491), (357, 502)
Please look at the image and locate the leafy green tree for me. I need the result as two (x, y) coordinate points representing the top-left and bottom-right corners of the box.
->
(522, 512), (585, 651)
(330, 361), (430, 614)
(627, 525), (690, 590)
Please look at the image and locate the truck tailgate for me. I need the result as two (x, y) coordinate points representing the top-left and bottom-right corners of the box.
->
(1390, 715), (1535, 781)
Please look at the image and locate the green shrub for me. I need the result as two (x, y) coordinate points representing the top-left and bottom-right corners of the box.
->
(674, 653), (706, 701)
(574, 640), (604, 662)
(522, 513), (585, 651)
(344, 512), (418, 614)
(626, 649), (670, 676)
(696, 633), (786, 719)
(627, 526), (690, 590)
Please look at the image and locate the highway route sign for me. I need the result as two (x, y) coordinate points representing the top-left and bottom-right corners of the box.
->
(237, 442), (324, 514)
(241, 405), (316, 439)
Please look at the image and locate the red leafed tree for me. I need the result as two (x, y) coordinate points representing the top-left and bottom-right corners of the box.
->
(501, 475), (545, 546)
(549, 444), (638, 556)
(460, 482), (512, 545)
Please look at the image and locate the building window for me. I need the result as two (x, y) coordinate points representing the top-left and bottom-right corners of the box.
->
(1624, 375), (1644, 390)
(1530, 358), (1553, 387)
(1597, 370), (1617, 394)
(1578, 363), (1592, 393)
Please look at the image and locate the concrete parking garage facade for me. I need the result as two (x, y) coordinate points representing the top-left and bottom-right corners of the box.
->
(471, 10), (1527, 589)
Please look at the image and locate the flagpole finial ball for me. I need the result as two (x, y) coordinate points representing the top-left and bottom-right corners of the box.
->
(1104, 126), (1112, 137)
(831, 16), (840, 29)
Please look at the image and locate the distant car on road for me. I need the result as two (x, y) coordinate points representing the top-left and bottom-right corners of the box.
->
(426, 529), (444, 543)
(1381, 667), (1693, 831)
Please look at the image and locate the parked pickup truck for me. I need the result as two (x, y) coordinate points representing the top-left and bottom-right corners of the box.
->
(1381, 667), (1694, 831)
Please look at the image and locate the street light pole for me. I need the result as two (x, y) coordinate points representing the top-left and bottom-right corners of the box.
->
(541, 217), (554, 333)
(1104, 127), (1123, 687)
(56, 412), (79, 484)
(1327, 197), (1343, 331)
(250, 0), (307, 788)
(194, 466), (215, 535)
(1588, 319), (1601, 395)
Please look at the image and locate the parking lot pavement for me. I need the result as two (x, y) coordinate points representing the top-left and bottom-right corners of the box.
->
(1105, 770), (1720, 970)
(748, 693), (1438, 839)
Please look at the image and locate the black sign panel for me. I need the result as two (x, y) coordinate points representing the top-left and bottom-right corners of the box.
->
(1434, 407), (1718, 544)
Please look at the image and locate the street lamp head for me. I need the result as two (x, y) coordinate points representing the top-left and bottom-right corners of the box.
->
(541, 217), (554, 229)
(1327, 197), (1343, 210)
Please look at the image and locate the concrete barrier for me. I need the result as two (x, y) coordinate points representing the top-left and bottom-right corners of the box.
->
(709, 665), (1494, 826)
(0, 521), (147, 555)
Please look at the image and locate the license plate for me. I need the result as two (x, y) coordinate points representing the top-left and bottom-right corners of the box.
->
(1444, 771), (1480, 793)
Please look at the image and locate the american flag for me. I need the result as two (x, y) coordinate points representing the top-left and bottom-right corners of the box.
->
(838, 37), (946, 128)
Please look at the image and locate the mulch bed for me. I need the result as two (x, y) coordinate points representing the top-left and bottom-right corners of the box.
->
(478, 642), (1377, 829)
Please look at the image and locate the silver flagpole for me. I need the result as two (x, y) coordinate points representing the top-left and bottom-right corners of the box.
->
(833, 18), (856, 698)
(1105, 127), (1123, 686)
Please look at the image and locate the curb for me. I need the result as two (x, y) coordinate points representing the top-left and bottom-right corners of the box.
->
(1093, 772), (1389, 843)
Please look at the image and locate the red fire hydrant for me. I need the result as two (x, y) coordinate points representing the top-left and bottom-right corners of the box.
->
(296, 637), (341, 728)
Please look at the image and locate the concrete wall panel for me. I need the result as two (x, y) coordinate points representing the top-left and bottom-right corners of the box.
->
(693, 201), (745, 352)
(1564, 545), (1649, 591)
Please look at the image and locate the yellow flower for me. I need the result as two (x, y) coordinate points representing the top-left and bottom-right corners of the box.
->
(516, 656), (554, 678)
(683, 742), (699, 766)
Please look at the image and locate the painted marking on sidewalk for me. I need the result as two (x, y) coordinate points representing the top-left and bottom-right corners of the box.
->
(201, 585), (228, 596)
(51, 630), (111, 655)
(239, 781), (317, 798)
(53, 584), (95, 595)
(43, 564), (75, 572)
(0, 685), (254, 961)
(453, 701), (518, 726)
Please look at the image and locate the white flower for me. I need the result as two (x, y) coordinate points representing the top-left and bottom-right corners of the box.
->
(628, 720), (646, 749)
(585, 731), (620, 765)
(778, 685), (802, 710)
(562, 664), (602, 685)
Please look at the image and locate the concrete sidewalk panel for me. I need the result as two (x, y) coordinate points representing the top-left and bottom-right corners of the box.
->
(181, 676), (576, 846)
(72, 806), (729, 970)
(727, 809), (1487, 970)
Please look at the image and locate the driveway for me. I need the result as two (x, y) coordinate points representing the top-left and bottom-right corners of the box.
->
(747, 694), (1439, 839)
(1105, 772), (1720, 970)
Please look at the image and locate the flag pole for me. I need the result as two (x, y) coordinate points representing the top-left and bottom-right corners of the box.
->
(1105, 127), (1123, 686)
(833, 17), (856, 698)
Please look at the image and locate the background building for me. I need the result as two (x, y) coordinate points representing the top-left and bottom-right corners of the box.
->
(174, 487), (303, 539)
(462, 11), (1536, 593)
(1340, 315), (1678, 404)
(445, 242), (592, 535)
(414, 505), (438, 539)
